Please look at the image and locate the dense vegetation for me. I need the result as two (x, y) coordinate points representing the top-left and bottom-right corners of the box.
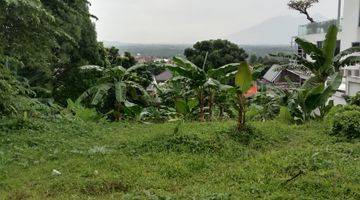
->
(1, 1), (360, 199)
(107, 42), (294, 58)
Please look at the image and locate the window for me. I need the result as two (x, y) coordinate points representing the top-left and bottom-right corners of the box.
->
(355, 70), (360, 77)
(297, 47), (305, 58)
(348, 70), (352, 77)
(352, 42), (360, 47)
(317, 41), (323, 48)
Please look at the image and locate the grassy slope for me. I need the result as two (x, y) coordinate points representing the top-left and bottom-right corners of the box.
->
(0, 119), (359, 199)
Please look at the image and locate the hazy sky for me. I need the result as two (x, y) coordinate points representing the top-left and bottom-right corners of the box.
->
(89, 0), (339, 44)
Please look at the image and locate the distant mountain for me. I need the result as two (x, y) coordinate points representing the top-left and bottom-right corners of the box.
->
(227, 15), (326, 45)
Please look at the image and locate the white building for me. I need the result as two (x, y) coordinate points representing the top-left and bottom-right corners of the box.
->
(296, 0), (360, 103)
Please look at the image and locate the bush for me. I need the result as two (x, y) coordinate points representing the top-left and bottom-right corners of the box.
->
(226, 124), (263, 146)
(247, 93), (280, 121)
(331, 110), (360, 140)
(325, 105), (360, 127)
(350, 92), (360, 106)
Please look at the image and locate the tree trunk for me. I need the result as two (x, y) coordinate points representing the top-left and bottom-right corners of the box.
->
(219, 106), (224, 120)
(198, 90), (205, 122)
(208, 89), (213, 121)
(237, 93), (246, 131)
(114, 103), (123, 121)
(302, 11), (315, 23)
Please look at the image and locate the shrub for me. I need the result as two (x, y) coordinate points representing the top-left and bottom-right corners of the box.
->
(331, 110), (360, 140)
(65, 99), (102, 122)
(325, 105), (360, 127)
(350, 92), (360, 106)
(227, 124), (261, 145)
(248, 93), (280, 122)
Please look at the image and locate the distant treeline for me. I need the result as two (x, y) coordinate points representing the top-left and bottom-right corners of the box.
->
(104, 42), (295, 58)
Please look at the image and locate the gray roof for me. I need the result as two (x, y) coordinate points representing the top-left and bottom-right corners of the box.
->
(263, 65), (312, 82)
(155, 71), (173, 82)
(287, 69), (312, 80)
(263, 65), (282, 82)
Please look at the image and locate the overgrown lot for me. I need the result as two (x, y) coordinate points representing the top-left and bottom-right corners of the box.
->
(0, 119), (359, 199)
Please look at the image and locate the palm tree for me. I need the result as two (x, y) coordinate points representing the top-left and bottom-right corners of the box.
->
(77, 64), (151, 121)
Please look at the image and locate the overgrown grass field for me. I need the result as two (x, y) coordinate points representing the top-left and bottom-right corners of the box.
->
(0, 119), (359, 199)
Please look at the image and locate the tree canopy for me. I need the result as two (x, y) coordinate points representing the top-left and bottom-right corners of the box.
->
(184, 39), (248, 72)
(288, 0), (319, 23)
(0, 0), (107, 101)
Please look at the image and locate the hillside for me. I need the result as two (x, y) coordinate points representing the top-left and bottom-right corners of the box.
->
(0, 119), (359, 199)
(226, 15), (325, 45)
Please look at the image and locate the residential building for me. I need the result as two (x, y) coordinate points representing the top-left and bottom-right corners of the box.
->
(296, 0), (360, 104)
(262, 65), (311, 88)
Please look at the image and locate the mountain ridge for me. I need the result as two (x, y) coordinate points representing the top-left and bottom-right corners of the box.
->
(226, 14), (327, 45)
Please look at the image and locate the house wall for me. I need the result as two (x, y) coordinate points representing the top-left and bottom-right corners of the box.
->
(341, 0), (360, 50)
(298, 0), (360, 50)
(300, 33), (327, 45)
(344, 65), (360, 96)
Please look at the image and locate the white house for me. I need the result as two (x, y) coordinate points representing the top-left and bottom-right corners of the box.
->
(296, 0), (360, 104)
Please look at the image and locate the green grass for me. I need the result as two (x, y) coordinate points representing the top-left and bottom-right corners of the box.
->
(0, 118), (359, 199)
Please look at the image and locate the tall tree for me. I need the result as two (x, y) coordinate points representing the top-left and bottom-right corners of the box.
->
(0, 0), (108, 102)
(107, 47), (137, 68)
(288, 0), (319, 23)
(184, 39), (248, 72)
(0, 0), (56, 85)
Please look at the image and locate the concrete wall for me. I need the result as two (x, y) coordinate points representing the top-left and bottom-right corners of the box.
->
(300, 33), (326, 44)
(299, 0), (360, 50)
(341, 0), (360, 50)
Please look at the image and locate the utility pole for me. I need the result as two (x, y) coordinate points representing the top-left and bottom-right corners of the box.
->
(337, 0), (342, 27)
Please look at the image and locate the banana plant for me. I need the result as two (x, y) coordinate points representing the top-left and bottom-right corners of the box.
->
(334, 46), (360, 68)
(285, 25), (342, 122)
(295, 25), (339, 88)
(233, 62), (254, 131)
(77, 64), (151, 121)
(166, 57), (239, 122)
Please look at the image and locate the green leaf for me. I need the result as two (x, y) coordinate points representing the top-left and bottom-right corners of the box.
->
(166, 65), (193, 79)
(108, 66), (127, 78)
(321, 25), (338, 73)
(204, 78), (220, 88)
(295, 38), (323, 58)
(304, 82), (334, 112)
(251, 65), (267, 80)
(278, 106), (293, 124)
(327, 72), (342, 90)
(115, 82), (126, 103)
(91, 83), (112, 105)
(173, 56), (200, 72)
(338, 56), (360, 67)
(208, 63), (239, 78)
(187, 98), (199, 111)
(235, 62), (253, 92)
(77, 86), (100, 103)
(302, 76), (322, 89)
(175, 99), (189, 115)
